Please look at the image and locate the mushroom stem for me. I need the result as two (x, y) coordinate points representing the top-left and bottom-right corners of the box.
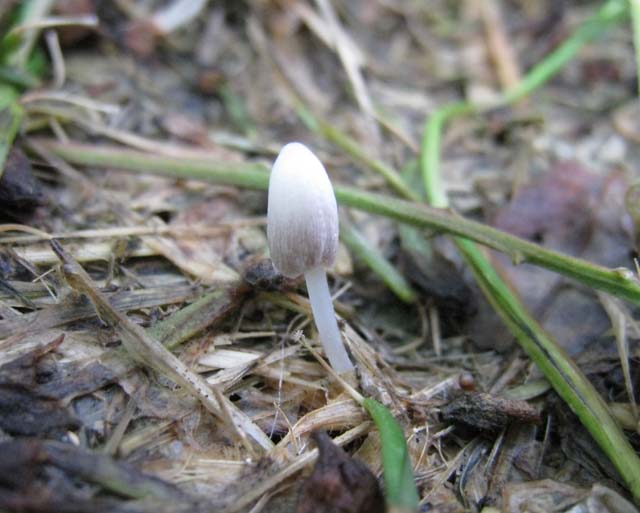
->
(304, 265), (354, 374)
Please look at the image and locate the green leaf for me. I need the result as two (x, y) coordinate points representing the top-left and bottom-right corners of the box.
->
(1, 0), (55, 70)
(363, 398), (419, 510)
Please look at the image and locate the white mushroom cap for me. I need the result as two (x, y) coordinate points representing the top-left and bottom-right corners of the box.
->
(267, 142), (339, 278)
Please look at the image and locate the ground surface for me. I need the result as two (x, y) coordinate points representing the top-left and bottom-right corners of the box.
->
(0, 1), (639, 512)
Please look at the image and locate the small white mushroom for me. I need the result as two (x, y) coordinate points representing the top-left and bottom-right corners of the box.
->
(267, 142), (354, 374)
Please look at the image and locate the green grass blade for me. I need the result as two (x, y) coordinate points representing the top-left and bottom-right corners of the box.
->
(421, 102), (473, 208)
(1, 0), (54, 70)
(503, 0), (627, 104)
(363, 398), (419, 510)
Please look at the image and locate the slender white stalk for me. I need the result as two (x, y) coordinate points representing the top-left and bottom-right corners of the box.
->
(304, 266), (353, 373)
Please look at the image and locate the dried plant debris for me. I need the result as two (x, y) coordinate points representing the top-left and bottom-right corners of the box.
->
(0, 438), (209, 513)
(554, 398), (627, 490)
(52, 239), (274, 451)
(504, 481), (640, 513)
(296, 431), (384, 513)
(0, 334), (80, 437)
(0, 1), (639, 512)
(440, 392), (541, 434)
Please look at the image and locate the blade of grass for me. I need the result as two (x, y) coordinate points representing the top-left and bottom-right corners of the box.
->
(422, 0), (628, 202)
(0, 65), (39, 88)
(421, 102), (473, 208)
(502, 0), (628, 104)
(148, 286), (247, 350)
(218, 83), (257, 139)
(363, 398), (420, 512)
(0, 0), (56, 178)
(419, 0), (640, 503)
(340, 219), (417, 304)
(34, 138), (640, 306)
(298, 108), (424, 304)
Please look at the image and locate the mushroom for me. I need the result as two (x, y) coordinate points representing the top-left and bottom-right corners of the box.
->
(267, 142), (354, 374)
